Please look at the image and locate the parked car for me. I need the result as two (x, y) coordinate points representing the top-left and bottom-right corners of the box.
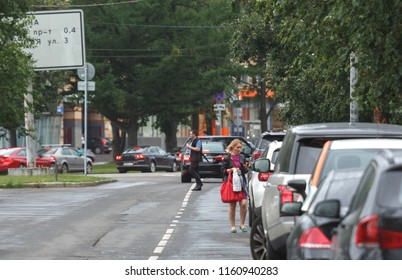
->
(88, 137), (113, 154)
(248, 140), (282, 227)
(39, 146), (96, 163)
(115, 146), (178, 173)
(252, 130), (286, 161)
(252, 122), (402, 260)
(180, 140), (226, 183)
(41, 146), (93, 173)
(301, 138), (402, 212)
(285, 168), (364, 260)
(330, 150), (402, 260)
(0, 147), (56, 174)
(197, 135), (255, 164)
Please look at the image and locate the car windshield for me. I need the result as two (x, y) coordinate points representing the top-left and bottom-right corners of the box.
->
(202, 142), (225, 153)
(0, 148), (18, 155)
(123, 147), (148, 153)
(42, 148), (58, 155)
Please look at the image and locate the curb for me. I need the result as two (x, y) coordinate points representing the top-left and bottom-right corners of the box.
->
(0, 179), (117, 189)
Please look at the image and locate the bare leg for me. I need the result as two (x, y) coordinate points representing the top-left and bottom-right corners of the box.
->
(229, 202), (236, 230)
(239, 199), (247, 229)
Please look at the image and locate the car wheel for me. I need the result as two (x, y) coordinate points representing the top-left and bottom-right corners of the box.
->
(86, 162), (92, 174)
(118, 169), (127, 173)
(94, 147), (102, 154)
(61, 163), (69, 173)
(19, 164), (25, 168)
(181, 173), (191, 183)
(168, 161), (178, 172)
(250, 215), (267, 260)
(149, 161), (156, 172)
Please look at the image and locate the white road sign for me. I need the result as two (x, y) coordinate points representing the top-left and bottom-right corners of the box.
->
(78, 81), (95, 91)
(26, 10), (85, 71)
(213, 103), (226, 111)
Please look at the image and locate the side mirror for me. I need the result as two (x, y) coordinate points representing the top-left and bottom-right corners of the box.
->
(288, 179), (307, 199)
(281, 202), (303, 216)
(253, 158), (271, 173)
(313, 199), (340, 218)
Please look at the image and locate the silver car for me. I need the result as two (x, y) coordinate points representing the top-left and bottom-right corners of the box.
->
(41, 147), (93, 173)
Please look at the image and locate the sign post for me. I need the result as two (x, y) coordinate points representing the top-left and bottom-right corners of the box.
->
(25, 10), (85, 169)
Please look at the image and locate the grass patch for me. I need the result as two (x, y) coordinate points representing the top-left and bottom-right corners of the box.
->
(0, 173), (111, 188)
(92, 162), (118, 174)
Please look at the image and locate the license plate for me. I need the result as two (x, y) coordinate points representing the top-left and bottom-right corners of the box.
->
(123, 162), (135, 166)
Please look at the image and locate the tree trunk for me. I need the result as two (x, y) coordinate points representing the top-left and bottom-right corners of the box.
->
(127, 120), (139, 147)
(163, 119), (178, 152)
(259, 80), (268, 132)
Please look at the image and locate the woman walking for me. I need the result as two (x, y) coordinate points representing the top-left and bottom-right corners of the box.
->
(222, 139), (248, 233)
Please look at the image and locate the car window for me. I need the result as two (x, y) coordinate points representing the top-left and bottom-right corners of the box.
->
(61, 148), (72, 156)
(70, 149), (80, 156)
(0, 149), (17, 155)
(377, 169), (402, 208)
(275, 133), (295, 173)
(349, 163), (377, 212)
(17, 149), (26, 156)
(202, 142), (225, 153)
(295, 144), (323, 174)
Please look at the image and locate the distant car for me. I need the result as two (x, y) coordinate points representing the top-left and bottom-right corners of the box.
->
(88, 137), (113, 154)
(41, 147), (93, 173)
(115, 146), (178, 173)
(39, 146), (96, 163)
(248, 140), (282, 227)
(0, 147), (56, 174)
(285, 168), (364, 260)
(330, 150), (402, 260)
(252, 130), (286, 161)
(180, 140), (227, 183)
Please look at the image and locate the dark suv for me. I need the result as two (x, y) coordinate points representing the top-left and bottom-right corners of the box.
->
(88, 137), (113, 154)
(252, 131), (286, 161)
(251, 122), (402, 260)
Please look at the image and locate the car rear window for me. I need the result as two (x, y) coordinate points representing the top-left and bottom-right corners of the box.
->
(202, 142), (225, 153)
(377, 169), (402, 208)
(0, 148), (18, 155)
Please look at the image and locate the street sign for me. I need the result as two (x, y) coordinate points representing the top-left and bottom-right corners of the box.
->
(77, 63), (95, 81)
(26, 10), (85, 71)
(213, 103), (225, 111)
(78, 81), (95, 91)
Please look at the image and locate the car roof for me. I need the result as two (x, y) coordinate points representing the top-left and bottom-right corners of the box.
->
(328, 138), (402, 149)
(288, 122), (402, 137)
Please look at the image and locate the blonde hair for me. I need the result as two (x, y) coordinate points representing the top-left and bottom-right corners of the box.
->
(226, 139), (243, 153)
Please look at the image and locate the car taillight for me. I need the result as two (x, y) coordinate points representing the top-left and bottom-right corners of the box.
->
(278, 185), (294, 204)
(115, 155), (122, 160)
(183, 155), (191, 162)
(253, 152), (261, 160)
(101, 139), (106, 145)
(214, 156), (225, 161)
(299, 227), (331, 249)
(135, 154), (145, 159)
(0, 157), (12, 163)
(258, 172), (272, 182)
(355, 214), (402, 249)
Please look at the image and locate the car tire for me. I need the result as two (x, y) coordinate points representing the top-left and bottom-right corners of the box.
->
(61, 163), (69, 173)
(168, 161), (178, 172)
(94, 147), (102, 154)
(181, 173), (191, 183)
(148, 161), (156, 173)
(250, 215), (267, 260)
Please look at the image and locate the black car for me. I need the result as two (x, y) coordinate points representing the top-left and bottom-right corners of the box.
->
(115, 145), (178, 173)
(180, 141), (226, 183)
(88, 137), (113, 154)
(285, 168), (364, 260)
(252, 130), (286, 161)
(330, 150), (402, 260)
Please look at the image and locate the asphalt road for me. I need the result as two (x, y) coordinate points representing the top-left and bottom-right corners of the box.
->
(0, 172), (251, 260)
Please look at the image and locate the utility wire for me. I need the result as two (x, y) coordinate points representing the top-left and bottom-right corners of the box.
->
(32, 0), (144, 8)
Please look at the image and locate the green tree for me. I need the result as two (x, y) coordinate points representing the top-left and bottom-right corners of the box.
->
(0, 0), (35, 146)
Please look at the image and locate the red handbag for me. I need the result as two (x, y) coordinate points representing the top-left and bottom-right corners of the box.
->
(220, 172), (243, 203)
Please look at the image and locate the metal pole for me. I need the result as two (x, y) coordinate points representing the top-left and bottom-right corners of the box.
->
(350, 52), (358, 123)
(84, 63), (88, 175)
(25, 80), (35, 167)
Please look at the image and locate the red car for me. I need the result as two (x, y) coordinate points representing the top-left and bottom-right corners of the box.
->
(0, 147), (56, 174)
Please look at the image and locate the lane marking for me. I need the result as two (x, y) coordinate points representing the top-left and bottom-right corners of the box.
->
(148, 186), (193, 260)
